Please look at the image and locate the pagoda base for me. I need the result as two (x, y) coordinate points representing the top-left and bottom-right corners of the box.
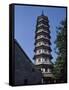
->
(41, 72), (54, 84)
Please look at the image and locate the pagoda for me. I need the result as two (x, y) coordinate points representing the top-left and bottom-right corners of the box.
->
(33, 11), (53, 83)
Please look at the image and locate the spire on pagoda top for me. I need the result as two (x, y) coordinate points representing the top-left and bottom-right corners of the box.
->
(41, 10), (44, 16)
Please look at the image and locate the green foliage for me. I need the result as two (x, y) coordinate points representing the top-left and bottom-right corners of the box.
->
(53, 19), (67, 82)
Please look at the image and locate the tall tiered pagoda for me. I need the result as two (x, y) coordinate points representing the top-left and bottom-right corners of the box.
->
(33, 11), (53, 83)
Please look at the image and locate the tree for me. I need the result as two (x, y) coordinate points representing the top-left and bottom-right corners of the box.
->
(53, 19), (67, 83)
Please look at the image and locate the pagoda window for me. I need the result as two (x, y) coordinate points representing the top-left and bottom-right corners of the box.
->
(42, 58), (45, 63)
(41, 68), (45, 72)
(41, 49), (44, 53)
(44, 42), (46, 44)
(47, 50), (49, 53)
(38, 58), (41, 62)
(36, 42), (41, 46)
(39, 42), (41, 45)
(36, 58), (41, 63)
(46, 59), (50, 64)
(45, 58), (49, 62)
(39, 50), (41, 53)
(37, 35), (44, 39)
(36, 50), (41, 54)
(44, 49), (47, 52)
(47, 68), (51, 73)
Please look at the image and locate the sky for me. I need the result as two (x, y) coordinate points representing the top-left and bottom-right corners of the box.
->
(14, 5), (66, 63)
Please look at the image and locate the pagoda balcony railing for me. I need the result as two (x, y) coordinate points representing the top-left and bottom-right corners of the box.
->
(36, 29), (49, 34)
(35, 52), (50, 55)
(40, 61), (51, 65)
(36, 35), (49, 40)
(35, 61), (52, 65)
(37, 23), (49, 28)
(35, 43), (49, 47)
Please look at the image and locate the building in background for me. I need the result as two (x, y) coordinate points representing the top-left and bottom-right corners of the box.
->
(33, 11), (53, 83)
(14, 39), (42, 85)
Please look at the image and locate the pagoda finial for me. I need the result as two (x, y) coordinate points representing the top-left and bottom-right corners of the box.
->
(41, 10), (44, 16)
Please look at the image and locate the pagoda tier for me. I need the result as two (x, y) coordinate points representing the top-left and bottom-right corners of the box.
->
(37, 23), (50, 29)
(36, 26), (50, 32)
(35, 38), (51, 44)
(34, 39), (51, 45)
(35, 64), (53, 70)
(35, 28), (50, 35)
(37, 15), (49, 23)
(35, 32), (51, 39)
(37, 19), (50, 26)
(33, 54), (53, 60)
(34, 45), (52, 52)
